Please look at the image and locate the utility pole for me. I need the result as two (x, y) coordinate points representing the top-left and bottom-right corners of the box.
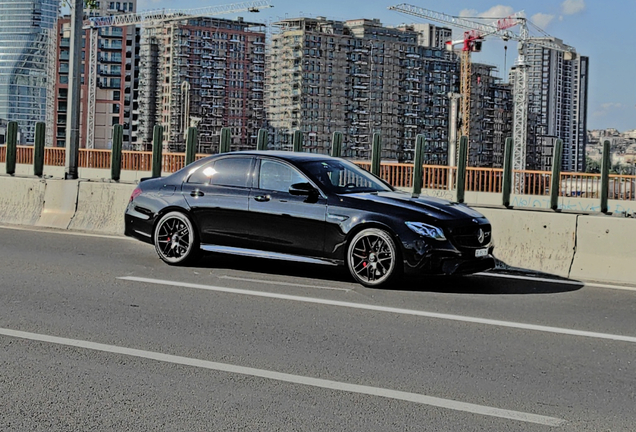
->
(65, 0), (84, 179)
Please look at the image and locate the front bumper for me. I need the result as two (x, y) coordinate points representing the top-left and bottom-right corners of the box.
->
(401, 234), (495, 276)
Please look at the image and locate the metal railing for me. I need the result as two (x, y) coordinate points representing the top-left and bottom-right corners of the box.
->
(1, 145), (635, 201)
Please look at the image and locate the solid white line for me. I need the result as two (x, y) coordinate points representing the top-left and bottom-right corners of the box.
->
(217, 275), (351, 292)
(476, 272), (636, 292)
(0, 224), (128, 241)
(0, 327), (565, 427)
(119, 276), (636, 345)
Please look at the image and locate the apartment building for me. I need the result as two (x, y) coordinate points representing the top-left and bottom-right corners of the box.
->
(54, 1), (140, 149)
(513, 38), (589, 171)
(469, 63), (513, 167)
(136, 17), (266, 153)
(267, 17), (462, 163)
(0, 0), (58, 144)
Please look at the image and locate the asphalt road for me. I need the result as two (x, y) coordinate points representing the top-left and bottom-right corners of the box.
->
(1, 225), (635, 431)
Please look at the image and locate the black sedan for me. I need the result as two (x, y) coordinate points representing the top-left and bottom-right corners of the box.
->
(125, 151), (495, 287)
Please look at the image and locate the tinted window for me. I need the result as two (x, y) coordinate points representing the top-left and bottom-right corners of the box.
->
(186, 157), (252, 187)
(259, 160), (306, 193)
(301, 159), (392, 194)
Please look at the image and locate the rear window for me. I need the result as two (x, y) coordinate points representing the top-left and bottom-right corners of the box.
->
(186, 157), (252, 187)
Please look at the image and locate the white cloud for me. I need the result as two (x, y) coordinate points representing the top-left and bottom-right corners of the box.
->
(459, 9), (478, 18)
(460, 5), (516, 19)
(531, 13), (555, 29)
(601, 103), (624, 110)
(562, 0), (586, 15)
(593, 103), (625, 117)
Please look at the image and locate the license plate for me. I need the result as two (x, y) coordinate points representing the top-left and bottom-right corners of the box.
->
(475, 248), (488, 258)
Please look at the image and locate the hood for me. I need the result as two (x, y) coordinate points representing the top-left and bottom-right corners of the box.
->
(341, 190), (486, 221)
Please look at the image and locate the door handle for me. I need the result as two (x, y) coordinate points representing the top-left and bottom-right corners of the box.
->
(254, 194), (270, 202)
(190, 190), (204, 197)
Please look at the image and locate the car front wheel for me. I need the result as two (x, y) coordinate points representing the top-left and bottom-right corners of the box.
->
(347, 228), (400, 287)
(154, 211), (200, 265)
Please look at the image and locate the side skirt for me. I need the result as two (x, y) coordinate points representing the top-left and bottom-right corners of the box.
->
(200, 244), (341, 267)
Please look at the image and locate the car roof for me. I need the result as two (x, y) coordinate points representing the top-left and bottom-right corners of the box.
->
(213, 150), (340, 164)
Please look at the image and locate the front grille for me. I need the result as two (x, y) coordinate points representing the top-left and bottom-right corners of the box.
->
(448, 224), (491, 248)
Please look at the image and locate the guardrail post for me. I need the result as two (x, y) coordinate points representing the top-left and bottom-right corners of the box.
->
(412, 134), (425, 195)
(292, 130), (303, 152)
(456, 135), (468, 203)
(151, 125), (163, 178)
(256, 128), (268, 151)
(33, 122), (45, 177)
(220, 127), (231, 153)
(371, 133), (382, 176)
(330, 131), (342, 157)
(600, 139), (611, 213)
(111, 124), (123, 181)
(502, 137), (513, 207)
(5, 121), (18, 175)
(549, 139), (563, 210)
(185, 127), (197, 165)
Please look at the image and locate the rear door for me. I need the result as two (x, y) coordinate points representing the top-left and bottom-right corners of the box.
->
(181, 156), (255, 247)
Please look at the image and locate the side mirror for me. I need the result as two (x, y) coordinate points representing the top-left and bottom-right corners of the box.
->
(289, 182), (317, 196)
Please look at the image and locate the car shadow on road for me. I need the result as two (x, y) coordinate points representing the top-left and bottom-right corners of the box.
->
(392, 272), (584, 295)
(197, 253), (584, 295)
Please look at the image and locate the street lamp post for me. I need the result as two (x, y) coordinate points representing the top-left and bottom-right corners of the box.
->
(64, 0), (84, 179)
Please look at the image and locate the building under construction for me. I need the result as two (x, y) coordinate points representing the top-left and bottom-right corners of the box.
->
(267, 17), (508, 163)
(136, 17), (266, 153)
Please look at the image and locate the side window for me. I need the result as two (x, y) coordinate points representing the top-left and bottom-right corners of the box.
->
(186, 157), (252, 187)
(259, 160), (306, 193)
(186, 162), (215, 184)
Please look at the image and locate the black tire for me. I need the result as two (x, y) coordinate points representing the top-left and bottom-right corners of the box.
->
(153, 211), (200, 265)
(347, 228), (400, 288)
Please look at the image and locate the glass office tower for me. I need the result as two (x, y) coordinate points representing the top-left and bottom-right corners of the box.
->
(0, 0), (58, 143)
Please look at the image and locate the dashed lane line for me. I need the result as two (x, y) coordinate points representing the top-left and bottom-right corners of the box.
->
(0, 327), (566, 427)
(119, 276), (636, 345)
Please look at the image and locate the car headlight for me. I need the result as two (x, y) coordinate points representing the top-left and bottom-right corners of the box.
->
(405, 222), (446, 241)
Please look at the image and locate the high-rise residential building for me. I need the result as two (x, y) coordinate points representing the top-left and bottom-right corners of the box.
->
(136, 17), (266, 153)
(53, 1), (140, 149)
(469, 63), (513, 167)
(0, 0), (58, 143)
(512, 38), (589, 171)
(267, 17), (462, 162)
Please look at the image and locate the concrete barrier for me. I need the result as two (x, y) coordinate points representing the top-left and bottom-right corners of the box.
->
(477, 207), (578, 278)
(36, 179), (79, 229)
(68, 181), (135, 235)
(570, 216), (636, 285)
(0, 176), (46, 226)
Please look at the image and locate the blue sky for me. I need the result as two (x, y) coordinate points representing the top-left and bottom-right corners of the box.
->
(135, 0), (635, 132)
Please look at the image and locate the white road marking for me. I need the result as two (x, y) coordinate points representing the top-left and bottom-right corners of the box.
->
(119, 276), (636, 345)
(477, 272), (636, 292)
(217, 275), (351, 292)
(0, 327), (565, 427)
(0, 224), (129, 241)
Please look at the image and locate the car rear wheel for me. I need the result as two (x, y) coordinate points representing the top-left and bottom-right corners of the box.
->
(347, 228), (400, 287)
(154, 211), (200, 265)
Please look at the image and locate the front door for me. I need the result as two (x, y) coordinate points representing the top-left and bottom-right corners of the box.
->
(248, 158), (327, 257)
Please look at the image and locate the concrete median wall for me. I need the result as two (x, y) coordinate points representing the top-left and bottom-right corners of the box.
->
(477, 208), (578, 278)
(68, 181), (135, 235)
(570, 216), (636, 285)
(0, 177), (46, 226)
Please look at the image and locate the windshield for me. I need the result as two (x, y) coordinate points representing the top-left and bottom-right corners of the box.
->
(300, 159), (393, 194)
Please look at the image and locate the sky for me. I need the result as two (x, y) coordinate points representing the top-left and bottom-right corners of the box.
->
(134, 0), (636, 132)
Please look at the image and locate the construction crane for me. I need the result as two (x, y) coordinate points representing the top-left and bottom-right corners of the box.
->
(83, 0), (273, 149)
(388, 3), (576, 189)
(389, 4), (519, 155)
